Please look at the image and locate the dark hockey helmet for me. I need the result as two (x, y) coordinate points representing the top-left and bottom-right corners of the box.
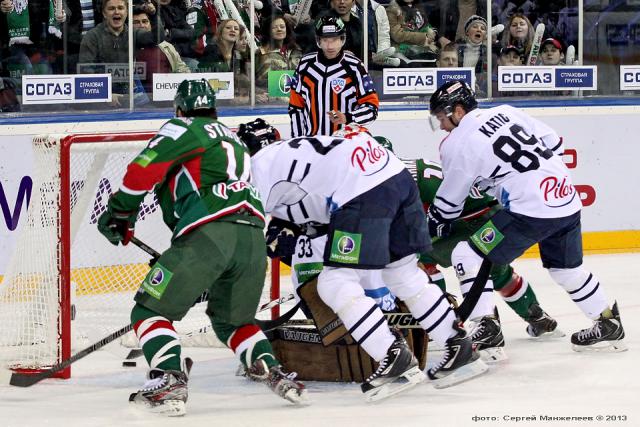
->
(374, 136), (394, 153)
(174, 78), (216, 114)
(429, 80), (477, 116)
(315, 16), (346, 38)
(237, 118), (281, 156)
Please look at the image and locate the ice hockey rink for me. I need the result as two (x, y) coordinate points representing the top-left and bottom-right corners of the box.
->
(1, 253), (637, 427)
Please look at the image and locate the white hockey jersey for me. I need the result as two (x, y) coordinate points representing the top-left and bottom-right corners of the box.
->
(434, 104), (582, 219)
(250, 133), (406, 224)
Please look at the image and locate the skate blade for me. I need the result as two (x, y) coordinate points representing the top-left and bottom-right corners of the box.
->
(527, 327), (566, 339)
(129, 397), (186, 417)
(364, 366), (426, 403)
(478, 347), (508, 363)
(431, 358), (489, 389)
(283, 388), (311, 406)
(572, 339), (628, 353)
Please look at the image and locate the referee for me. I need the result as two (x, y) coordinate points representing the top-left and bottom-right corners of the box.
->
(288, 16), (379, 137)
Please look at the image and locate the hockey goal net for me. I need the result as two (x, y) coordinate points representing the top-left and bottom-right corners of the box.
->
(0, 132), (280, 378)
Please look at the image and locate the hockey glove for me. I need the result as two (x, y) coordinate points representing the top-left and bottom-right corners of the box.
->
(97, 207), (137, 246)
(265, 217), (301, 258)
(426, 205), (452, 239)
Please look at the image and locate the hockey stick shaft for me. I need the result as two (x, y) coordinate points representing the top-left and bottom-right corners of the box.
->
(455, 259), (492, 323)
(10, 238), (160, 387)
(293, 0), (312, 26)
(10, 325), (132, 387)
(527, 23), (545, 66)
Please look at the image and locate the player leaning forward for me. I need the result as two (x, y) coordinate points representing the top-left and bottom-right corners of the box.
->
(248, 128), (488, 400)
(427, 80), (626, 352)
(97, 79), (307, 416)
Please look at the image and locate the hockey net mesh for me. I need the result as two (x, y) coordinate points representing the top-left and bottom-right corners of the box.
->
(0, 133), (277, 372)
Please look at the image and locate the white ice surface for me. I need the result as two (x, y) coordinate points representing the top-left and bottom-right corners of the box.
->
(1, 253), (638, 427)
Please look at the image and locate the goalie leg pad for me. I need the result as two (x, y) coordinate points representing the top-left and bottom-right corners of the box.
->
(548, 267), (608, 319)
(298, 277), (350, 346)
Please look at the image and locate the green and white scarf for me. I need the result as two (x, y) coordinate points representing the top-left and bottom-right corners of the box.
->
(7, 0), (62, 46)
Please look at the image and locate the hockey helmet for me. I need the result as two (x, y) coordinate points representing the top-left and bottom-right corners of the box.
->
(315, 16), (346, 38)
(332, 124), (371, 139)
(174, 78), (216, 114)
(237, 118), (281, 155)
(373, 136), (394, 153)
(429, 80), (477, 117)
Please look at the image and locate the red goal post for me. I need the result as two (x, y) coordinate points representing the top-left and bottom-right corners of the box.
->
(0, 132), (280, 379)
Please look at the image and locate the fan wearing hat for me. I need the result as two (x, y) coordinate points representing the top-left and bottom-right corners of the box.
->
(540, 38), (565, 66)
(457, 15), (488, 72)
(498, 45), (524, 66)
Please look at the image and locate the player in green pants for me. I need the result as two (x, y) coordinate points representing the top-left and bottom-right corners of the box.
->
(97, 79), (307, 416)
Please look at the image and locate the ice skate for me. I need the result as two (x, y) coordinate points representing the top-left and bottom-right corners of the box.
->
(428, 323), (489, 389)
(571, 301), (627, 353)
(470, 315), (507, 363)
(129, 358), (192, 417)
(361, 331), (426, 402)
(525, 303), (565, 338)
(248, 359), (309, 405)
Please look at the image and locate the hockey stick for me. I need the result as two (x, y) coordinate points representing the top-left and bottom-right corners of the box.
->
(565, 45), (576, 66)
(9, 324), (133, 387)
(455, 259), (492, 323)
(222, 0), (258, 49)
(9, 237), (160, 387)
(527, 23), (545, 66)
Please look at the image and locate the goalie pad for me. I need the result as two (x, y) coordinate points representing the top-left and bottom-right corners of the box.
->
(268, 325), (427, 382)
(297, 277), (350, 346)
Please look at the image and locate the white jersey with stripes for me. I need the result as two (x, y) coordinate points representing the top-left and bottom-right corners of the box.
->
(434, 104), (582, 220)
(250, 133), (405, 224)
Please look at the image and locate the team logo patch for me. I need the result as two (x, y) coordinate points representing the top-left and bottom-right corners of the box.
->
(470, 221), (504, 255)
(338, 236), (355, 254)
(329, 230), (362, 264)
(141, 263), (173, 300)
(331, 78), (346, 93)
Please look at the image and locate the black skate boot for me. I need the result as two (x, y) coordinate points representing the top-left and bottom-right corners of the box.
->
(525, 303), (565, 338)
(470, 315), (507, 363)
(247, 359), (309, 405)
(571, 301), (627, 352)
(361, 330), (426, 402)
(428, 322), (488, 389)
(129, 357), (192, 417)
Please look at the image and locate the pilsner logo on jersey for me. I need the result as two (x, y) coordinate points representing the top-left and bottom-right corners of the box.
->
(539, 176), (576, 207)
(351, 140), (389, 175)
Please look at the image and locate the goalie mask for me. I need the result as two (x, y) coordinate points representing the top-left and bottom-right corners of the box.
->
(332, 124), (371, 139)
(237, 118), (281, 155)
(174, 78), (216, 114)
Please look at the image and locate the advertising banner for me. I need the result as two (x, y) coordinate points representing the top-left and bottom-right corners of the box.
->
(383, 68), (475, 95)
(498, 66), (597, 91)
(152, 73), (234, 101)
(21, 74), (112, 104)
(619, 65), (640, 90)
(268, 70), (295, 97)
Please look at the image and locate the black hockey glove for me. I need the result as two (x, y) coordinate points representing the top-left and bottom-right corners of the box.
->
(265, 217), (301, 258)
(97, 206), (137, 246)
(426, 205), (452, 239)
(300, 221), (329, 239)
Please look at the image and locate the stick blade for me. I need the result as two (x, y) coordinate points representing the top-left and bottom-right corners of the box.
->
(9, 372), (47, 387)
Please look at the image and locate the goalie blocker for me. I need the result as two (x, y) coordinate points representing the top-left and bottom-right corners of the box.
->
(265, 278), (428, 382)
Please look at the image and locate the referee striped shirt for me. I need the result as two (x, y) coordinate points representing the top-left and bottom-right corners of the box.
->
(288, 50), (379, 137)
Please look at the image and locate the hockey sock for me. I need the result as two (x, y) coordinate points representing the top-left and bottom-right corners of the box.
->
(227, 324), (278, 370)
(131, 304), (181, 371)
(451, 242), (495, 320)
(420, 263), (446, 292)
(317, 267), (395, 361)
(492, 266), (538, 320)
(548, 267), (608, 319)
(381, 255), (457, 347)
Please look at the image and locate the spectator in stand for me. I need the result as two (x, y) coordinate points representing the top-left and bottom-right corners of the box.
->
(132, 7), (190, 94)
(540, 37), (564, 66)
(157, 0), (197, 70)
(79, 0), (163, 106)
(457, 15), (487, 74)
(325, 0), (364, 60)
(436, 42), (457, 67)
(501, 12), (535, 60)
(354, 0), (400, 68)
(256, 13), (302, 87)
(493, 44), (524, 97)
(386, 0), (450, 65)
